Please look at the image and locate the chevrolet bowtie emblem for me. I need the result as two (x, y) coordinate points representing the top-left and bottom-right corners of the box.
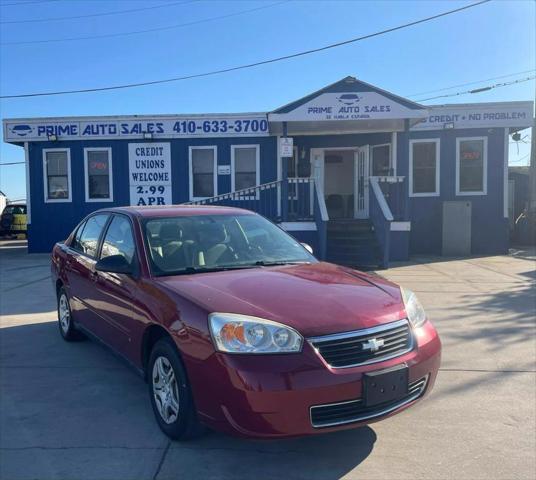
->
(362, 338), (385, 352)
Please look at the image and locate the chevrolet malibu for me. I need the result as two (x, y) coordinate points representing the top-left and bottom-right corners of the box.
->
(51, 206), (441, 440)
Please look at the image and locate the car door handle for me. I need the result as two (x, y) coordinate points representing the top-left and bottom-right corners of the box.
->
(89, 271), (99, 282)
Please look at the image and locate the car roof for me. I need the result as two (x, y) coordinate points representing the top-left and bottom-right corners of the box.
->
(102, 205), (256, 219)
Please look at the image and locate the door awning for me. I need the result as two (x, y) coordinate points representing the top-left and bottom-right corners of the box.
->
(268, 76), (428, 134)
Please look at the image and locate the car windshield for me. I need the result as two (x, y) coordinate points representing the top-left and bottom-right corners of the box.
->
(3, 206), (25, 215)
(143, 214), (316, 276)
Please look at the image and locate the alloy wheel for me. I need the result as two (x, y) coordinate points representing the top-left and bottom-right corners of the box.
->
(59, 294), (70, 333)
(152, 356), (180, 424)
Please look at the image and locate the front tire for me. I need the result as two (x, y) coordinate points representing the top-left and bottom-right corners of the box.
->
(57, 287), (84, 341)
(148, 337), (204, 440)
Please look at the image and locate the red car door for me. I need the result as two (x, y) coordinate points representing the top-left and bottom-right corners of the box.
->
(89, 214), (148, 362)
(64, 213), (110, 333)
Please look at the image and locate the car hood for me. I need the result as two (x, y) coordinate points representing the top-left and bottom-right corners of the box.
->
(155, 262), (406, 338)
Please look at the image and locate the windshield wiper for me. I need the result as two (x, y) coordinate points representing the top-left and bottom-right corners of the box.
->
(254, 260), (311, 267)
(158, 261), (311, 276)
(162, 265), (259, 276)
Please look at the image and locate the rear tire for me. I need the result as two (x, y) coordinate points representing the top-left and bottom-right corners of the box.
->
(148, 337), (205, 440)
(57, 287), (84, 341)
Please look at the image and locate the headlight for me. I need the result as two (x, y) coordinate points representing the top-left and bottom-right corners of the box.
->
(209, 313), (303, 354)
(401, 287), (427, 329)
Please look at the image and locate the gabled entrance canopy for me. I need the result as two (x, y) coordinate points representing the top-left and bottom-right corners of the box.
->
(268, 76), (428, 135)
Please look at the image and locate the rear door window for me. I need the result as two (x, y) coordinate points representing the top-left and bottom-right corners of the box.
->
(71, 221), (86, 252)
(77, 214), (109, 258)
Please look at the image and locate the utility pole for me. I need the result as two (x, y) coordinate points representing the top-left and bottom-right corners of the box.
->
(528, 123), (536, 244)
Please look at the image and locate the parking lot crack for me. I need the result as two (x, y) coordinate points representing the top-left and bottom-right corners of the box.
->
(3, 275), (51, 292)
(152, 440), (171, 480)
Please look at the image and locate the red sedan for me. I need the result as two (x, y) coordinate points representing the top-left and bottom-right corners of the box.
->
(51, 206), (441, 440)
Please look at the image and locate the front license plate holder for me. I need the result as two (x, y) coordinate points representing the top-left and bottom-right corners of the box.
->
(364, 365), (409, 407)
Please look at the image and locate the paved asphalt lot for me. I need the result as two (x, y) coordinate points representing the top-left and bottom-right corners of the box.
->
(1, 240), (535, 480)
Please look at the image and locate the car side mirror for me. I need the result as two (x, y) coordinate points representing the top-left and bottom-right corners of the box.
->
(95, 254), (133, 275)
(301, 243), (313, 254)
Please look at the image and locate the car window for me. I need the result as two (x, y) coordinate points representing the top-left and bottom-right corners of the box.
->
(70, 221), (87, 252)
(143, 214), (316, 275)
(100, 215), (136, 265)
(2, 206), (14, 215)
(77, 214), (109, 258)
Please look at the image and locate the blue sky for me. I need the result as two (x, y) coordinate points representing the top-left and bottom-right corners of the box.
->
(0, 0), (534, 200)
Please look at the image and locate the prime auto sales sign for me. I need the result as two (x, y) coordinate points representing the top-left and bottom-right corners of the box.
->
(3, 115), (269, 142)
(269, 92), (427, 121)
(128, 143), (172, 206)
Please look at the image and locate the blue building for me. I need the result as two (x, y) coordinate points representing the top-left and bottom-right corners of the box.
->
(3, 77), (533, 267)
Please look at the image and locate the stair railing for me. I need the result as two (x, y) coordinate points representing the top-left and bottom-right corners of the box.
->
(375, 176), (407, 220)
(286, 177), (316, 221)
(183, 178), (317, 224)
(369, 177), (394, 268)
(184, 180), (282, 221)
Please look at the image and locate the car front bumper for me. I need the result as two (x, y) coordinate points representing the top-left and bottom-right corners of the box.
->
(188, 321), (441, 438)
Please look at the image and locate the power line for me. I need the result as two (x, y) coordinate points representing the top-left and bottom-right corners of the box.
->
(416, 75), (536, 102)
(0, 0), (492, 99)
(0, 0), (61, 7)
(1, 1), (288, 45)
(0, 0), (196, 24)
(406, 69), (536, 97)
(0, 161), (25, 166)
(510, 154), (530, 163)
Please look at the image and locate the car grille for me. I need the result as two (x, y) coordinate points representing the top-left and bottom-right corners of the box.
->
(310, 376), (428, 428)
(308, 319), (414, 368)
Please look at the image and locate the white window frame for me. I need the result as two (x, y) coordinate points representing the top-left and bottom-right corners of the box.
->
(370, 143), (392, 176)
(409, 138), (440, 197)
(189, 146), (217, 201)
(456, 136), (488, 196)
(42, 148), (72, 203)
(231, 144), (260, 200)
(83, 147), (113, 203)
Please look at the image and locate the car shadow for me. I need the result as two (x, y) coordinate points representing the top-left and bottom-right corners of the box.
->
(0, 321), (376, 480)
(166, 427), (377, 480)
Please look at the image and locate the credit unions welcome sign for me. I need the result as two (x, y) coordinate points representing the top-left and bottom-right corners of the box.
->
(128, 143), (172, 206)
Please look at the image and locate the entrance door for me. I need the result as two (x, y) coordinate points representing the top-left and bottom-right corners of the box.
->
(354, 146), (370, 219)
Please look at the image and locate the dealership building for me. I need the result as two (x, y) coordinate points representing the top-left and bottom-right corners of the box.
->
(3, 77), (533, 267)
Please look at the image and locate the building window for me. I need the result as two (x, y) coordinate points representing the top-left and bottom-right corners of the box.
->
(84, 148), (113, 202)
(456, 137), (487, 195)
(231, 145), (260, 198)
(43, 149), (71, 202)
(189, 146), (217, 200)
(371, 144), (392, 176)
(409, 139), (440, 197)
